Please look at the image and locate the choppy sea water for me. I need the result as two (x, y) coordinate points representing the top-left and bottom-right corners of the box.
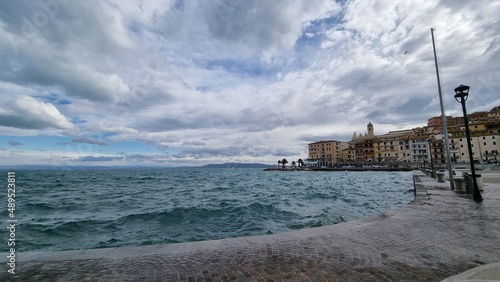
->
(0, 168), (414, 252)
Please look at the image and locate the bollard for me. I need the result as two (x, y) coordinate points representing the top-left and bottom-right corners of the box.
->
(476, 174), (483, 191)
(453, 178), (466, 193)
(436, 172), (445, 182)
(464, 173), (484, 192)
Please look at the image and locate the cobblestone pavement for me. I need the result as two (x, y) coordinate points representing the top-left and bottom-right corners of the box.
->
(2, 171), (500, 281)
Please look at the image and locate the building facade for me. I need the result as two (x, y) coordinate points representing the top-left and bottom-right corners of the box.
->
(308, 140), (349, 165)
(352, 122), (376, 162)
(306, 106), (500, 166)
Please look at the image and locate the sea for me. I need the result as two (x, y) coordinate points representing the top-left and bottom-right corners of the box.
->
(0, 168), (414, 252)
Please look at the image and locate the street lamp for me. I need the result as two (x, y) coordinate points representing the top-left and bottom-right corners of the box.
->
(426, 138), (435, 178)
(454, 84), (482, 202)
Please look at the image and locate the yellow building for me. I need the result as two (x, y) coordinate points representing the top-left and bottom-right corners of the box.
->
(449, 118), (500, 163)
(450, 134), (499, 163)
(341, 145), (356, 162)
(488, 106), (500, 121)
(469, 123), (487, 133)
(375, 129), (413, 162)
(308, 140), (349, 165)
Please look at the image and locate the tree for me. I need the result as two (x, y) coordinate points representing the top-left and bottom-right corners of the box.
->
(291, 161), (296, 168)
(278, 160), (282, 168)
(281, 158), (288, 168)
(298, 159), (304, 167)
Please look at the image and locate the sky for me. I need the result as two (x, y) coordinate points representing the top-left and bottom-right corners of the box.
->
(0, 0), (499, 167)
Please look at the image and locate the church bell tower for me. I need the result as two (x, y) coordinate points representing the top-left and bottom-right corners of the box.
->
(367, 122), (374, 137)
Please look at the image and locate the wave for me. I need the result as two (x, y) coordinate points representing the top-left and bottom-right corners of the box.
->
(24, 202), (58, 210)
(10, 168), (414, 252)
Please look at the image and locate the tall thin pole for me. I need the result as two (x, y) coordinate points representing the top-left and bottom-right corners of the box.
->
(431, 28), (454, 190)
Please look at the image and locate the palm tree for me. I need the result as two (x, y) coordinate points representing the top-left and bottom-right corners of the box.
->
(281, 158), (288, 168)
(278, 160), (282, 168)
(291, 161), (296, 168)
(298, 158), (304, 167)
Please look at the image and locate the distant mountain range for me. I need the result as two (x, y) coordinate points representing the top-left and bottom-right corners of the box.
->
(200, 163), (272, 168)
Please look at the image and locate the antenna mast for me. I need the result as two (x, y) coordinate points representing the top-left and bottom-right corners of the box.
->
(431, 27), (454, 190)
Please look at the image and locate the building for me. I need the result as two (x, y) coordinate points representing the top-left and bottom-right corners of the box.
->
(375, 129), (413, 162)
(352, 122), (376, 162)
(306, 106), (500, 166)
(429, 136), (446, 165)
(450, 130), (500, 163)
(308, 140), (349, 166)
(341, 144), (356, 162)
(409, 136), (430, 166)
(488, 106), (500, 121)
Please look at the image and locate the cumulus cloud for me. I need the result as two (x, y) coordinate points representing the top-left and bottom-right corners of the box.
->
(0, 95), (74, 130)
(0, 0), (498, 166)
(0, 1), (132, 102)
(201, 0), (341, 56)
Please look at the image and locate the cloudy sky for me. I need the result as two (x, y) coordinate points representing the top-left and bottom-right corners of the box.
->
(0, 0), (499, 167)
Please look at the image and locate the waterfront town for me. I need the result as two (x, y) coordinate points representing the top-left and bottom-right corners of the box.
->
(306, 106), (500, 169)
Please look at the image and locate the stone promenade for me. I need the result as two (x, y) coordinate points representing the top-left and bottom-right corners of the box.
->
(2, 171), (500, 281)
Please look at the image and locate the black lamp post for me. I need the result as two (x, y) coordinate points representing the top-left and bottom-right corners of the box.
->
(454, 84), (482, 202)
(426, 138), (435, 178)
